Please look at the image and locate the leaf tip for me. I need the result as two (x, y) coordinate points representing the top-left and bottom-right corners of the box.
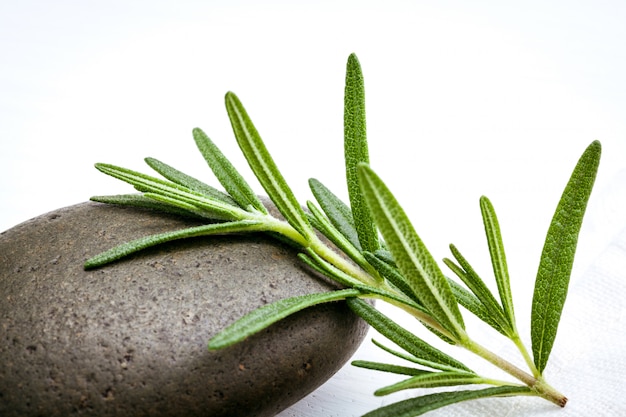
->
(225, 91), (238, 103)
(348, 52), (360, 64)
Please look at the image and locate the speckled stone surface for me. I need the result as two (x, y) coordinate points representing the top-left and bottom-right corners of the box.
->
(0, 202), (368, 417)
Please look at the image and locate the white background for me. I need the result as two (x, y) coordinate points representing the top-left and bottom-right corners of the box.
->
(2, 1), (625, 416)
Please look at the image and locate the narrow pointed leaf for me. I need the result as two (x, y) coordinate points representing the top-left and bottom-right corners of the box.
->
(225, 92), (313, 240)
(532, 140), (601, 373)
(301, 249), (421, 312)
(142, 192), (205, 212)
(446, 277), (508, 336)
(208, 288), (361, 350)
(344, 53), (379, 252)
(352, 360), (430, 377)
(144, 156), (236, 206)
(369, 339), (462, 373)
(94, 163), (247, 220)
(480, 196), (516, 328)
(192, 127), (267, 213)
(297, 253), (359, 289)
(90, 194), (207, 219)
(363, 251), (421, 305)
(445, 246), (511, 334)
(305, 200), (371, 274)
(374, 249), (395, 265)
(309, 178), (361, 250)
(347, 298), (471, 372)
(301, 248), (364, 288)
(357, 164), (465, 339)
(84, 220), (266, 269)
(362, 386), (532, 417)
(358, 287), (428, 317)
(374, 371), (484, 396)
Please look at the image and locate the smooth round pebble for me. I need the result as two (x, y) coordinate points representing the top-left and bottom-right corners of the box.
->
(0, 202), (368, 416)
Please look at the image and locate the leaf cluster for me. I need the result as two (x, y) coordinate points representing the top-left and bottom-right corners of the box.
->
(85, 54), (600, 415)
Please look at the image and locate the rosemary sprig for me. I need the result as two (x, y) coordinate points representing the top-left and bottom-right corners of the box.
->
(85, 53), (600, 415)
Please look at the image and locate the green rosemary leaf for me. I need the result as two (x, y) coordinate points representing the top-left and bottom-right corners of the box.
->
(300, 250), (412, 311)
(359, 287), (428, 317)
(446, 278), (508, 336)
(362, 386), (533, 417)
(84, 220), (266, 269)
(373, 249), (395, 265)
(305, 200), (371, 274)
(344, 53), (379, 253)
(94, 163), (246, 220)
(142, 192), (207, 213)
(532, 140), (601, 373)
(96, 162), (187, 192)
(362, 251), (421, 305)
(208, 288), (361, 350)
(297, 253), (355, 288)
(224, 92), (313, 240)
(445, 245), (510, 334)
(352, 360), (430, 377)
(144, 157), (236, 206)
(369, 339), (462, 373)
(374, 371), (483, 396)
(90, 194), (207, 219)
(192, 127), (267, 214)
(309, 178), (361, 250)
(480, 196), (516, 329)
(301, 248), (364, 288)
(357, 164), (466, 340)
(347, 298), (472, 373)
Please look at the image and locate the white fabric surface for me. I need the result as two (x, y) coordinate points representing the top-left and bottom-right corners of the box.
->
(279, 170), (626, 416)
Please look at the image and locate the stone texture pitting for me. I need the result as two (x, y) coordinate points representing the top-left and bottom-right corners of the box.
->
(0, 202), (368, 416)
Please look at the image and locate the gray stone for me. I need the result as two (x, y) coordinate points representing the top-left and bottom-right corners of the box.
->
(0, 201), (368, 416)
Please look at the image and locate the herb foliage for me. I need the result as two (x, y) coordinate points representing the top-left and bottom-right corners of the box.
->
(86, 54), (600, 415)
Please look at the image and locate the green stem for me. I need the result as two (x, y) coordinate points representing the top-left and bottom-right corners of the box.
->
(262, 213), (379, 287)
(262, 216), (310, 247)
(377, 296), (456, 340)
(463, 339), (567, 407)
(511, 333), (541, 378)
(310, 235), (380, 286)
(262, 210), (570, 406)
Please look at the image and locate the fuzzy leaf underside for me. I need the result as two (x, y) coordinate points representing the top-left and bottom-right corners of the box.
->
(347, 298), (471, 373)
(444, 247), (511, 335)
(90, 194), (208, 219)
(225, 92), (313, 241)
(84, 220), (266, 269)
(351, 360), (430, 377)
(446, 277), (508, 336)
(192, 127), (267, 213)
(363, 251), (422, 305)
(144, 156), (236, 206)
(208, 288), (361, 350)
(94, 163), (245, 221)
(369, 339), (458, 371)
(309, 178), (362, 250)
(479, 196), (516, 329)
(374, 371), (484, 396)
(302, 250), (424, 312)
(305, 201), (369, 273)
(361, 386), (532, 417)
(344, 53), (379, 253)
(357, 164), (465, 339)
(531, 140), (601, 373)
